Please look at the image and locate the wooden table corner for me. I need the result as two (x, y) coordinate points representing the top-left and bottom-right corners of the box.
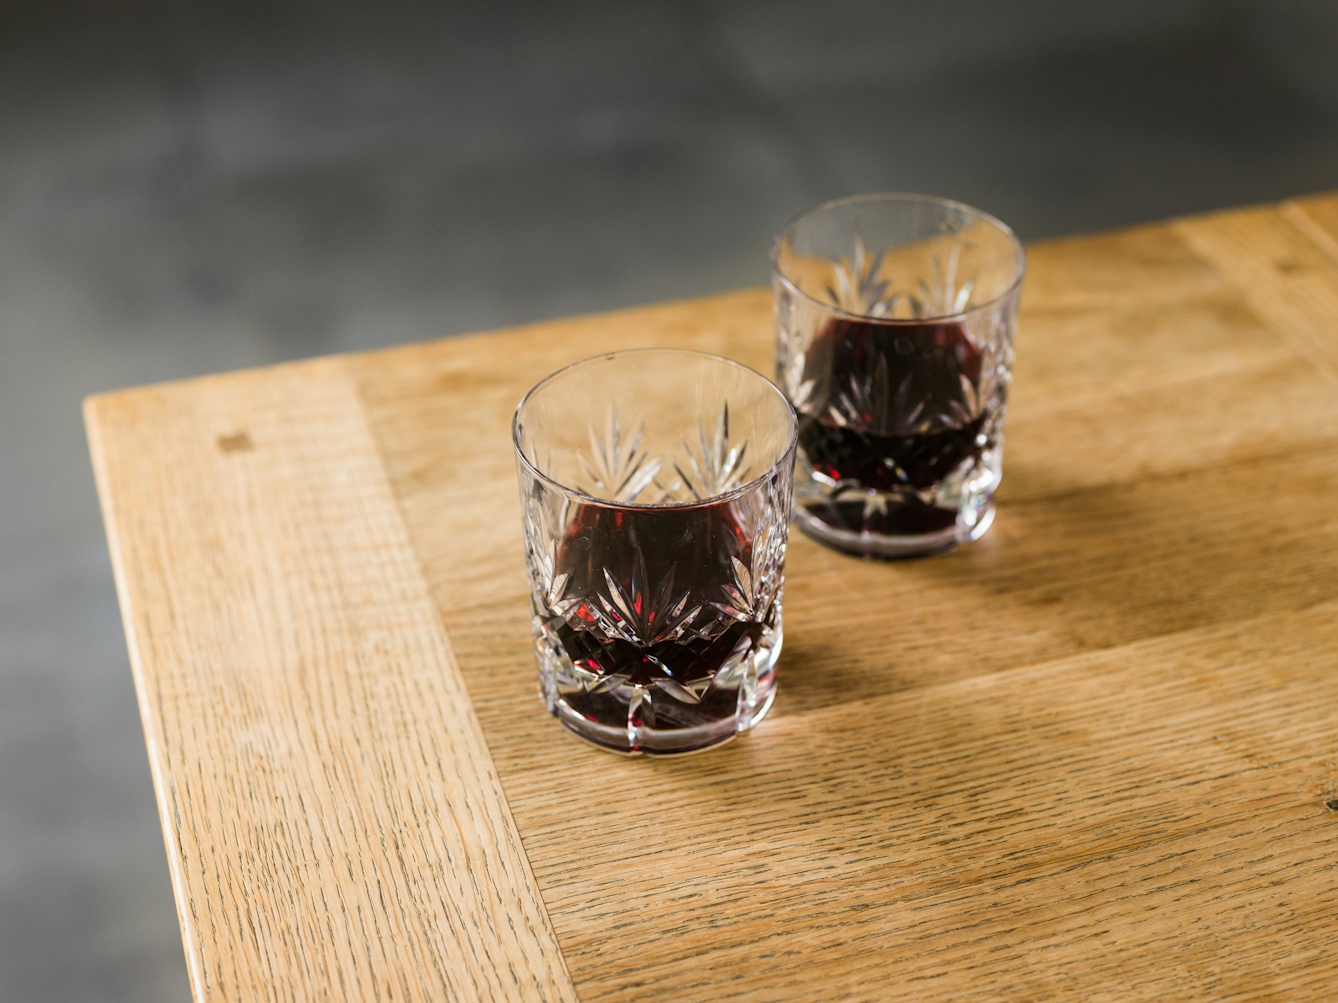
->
(88, 191), (1338, 1002)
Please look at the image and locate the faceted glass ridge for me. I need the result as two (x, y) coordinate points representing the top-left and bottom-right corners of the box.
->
(514, 351), (796, 756)
(773, 194), (1024, 558)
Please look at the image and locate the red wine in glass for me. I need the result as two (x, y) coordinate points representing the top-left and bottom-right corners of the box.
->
(797, 316), (986, 538)
(543, 495), (775, 752)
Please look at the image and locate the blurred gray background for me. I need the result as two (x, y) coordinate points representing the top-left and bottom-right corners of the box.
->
(2, 1), (1336, 999)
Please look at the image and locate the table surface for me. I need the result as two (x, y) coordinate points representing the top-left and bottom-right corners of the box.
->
(86, 194), (1338, 1002)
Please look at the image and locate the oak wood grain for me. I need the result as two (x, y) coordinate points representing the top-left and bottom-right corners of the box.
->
(355, 203), (1338, 1000)
(1174, 200), (1338, 381)
(1286, 191), (1338, 268)
(86, 360), (576, 1003)
(89, 195), (1338, 1001)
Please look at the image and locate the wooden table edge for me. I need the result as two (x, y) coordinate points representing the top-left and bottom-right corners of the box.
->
(83, 360), (579, 1002)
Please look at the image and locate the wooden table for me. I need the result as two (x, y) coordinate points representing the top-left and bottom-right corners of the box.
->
(86, 194), (1338, 1001)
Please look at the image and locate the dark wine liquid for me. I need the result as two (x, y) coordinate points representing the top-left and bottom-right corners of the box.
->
(798, 316), (985, 537)
(543, 497), (773, 747)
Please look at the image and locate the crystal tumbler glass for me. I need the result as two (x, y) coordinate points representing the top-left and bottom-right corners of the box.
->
(513, 349), (798, 756)
(773, 194), (1025, 557)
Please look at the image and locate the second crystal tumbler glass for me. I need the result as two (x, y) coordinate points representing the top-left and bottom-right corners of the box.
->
(773, 194), (1025, 557)
(513, 350), (798, 756)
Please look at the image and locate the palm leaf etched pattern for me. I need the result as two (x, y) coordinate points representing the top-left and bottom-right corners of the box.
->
(711, 520), (785, 624)
(576, 405), (662, 503)
(591, 547), (701, 648)
(780, 341), (817, 413)
(826, 235), (976, 320)
(674, 402), (751, 500)
(918, 241), (976, 318)
(523, 493), (580, 617)
(826, 236), (893, 316)
(829, 351), (896, 433)
(532, 541), (578, 618)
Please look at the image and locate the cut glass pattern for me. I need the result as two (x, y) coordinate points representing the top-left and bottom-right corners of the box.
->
(516, 370), (795, 756)
(773, 196), (1022, 557)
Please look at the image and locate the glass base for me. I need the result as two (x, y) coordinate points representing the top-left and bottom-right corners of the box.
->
(795, 499), (995, 558)
(541, 625), (782, 757)
(556, 684), (777, 757)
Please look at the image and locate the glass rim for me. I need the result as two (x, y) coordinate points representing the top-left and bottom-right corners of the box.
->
(512, 347), (799, 512)
(770, 192), (1027, 325)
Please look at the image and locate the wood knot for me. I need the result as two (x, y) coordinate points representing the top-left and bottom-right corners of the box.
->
(1325, 798), (1338, 813)
(217, 431), (253, 453)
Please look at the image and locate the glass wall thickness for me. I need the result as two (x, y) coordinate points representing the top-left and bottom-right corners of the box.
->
(513, 350), (798, 756)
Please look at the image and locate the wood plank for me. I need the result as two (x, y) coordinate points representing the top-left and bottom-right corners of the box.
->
(363, 424), (1338, 1000)
(1174, 202), (1338, 381)
(85, 360), (576, 1003)
(515, 601), (1338, 1001)
(1006, 288), (1338, 500)
(1285, 191), (1338, 267)
(353, 202), (1338, 999)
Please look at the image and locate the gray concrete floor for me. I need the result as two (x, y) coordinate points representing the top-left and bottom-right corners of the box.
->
(2, 1), (1336, 998)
